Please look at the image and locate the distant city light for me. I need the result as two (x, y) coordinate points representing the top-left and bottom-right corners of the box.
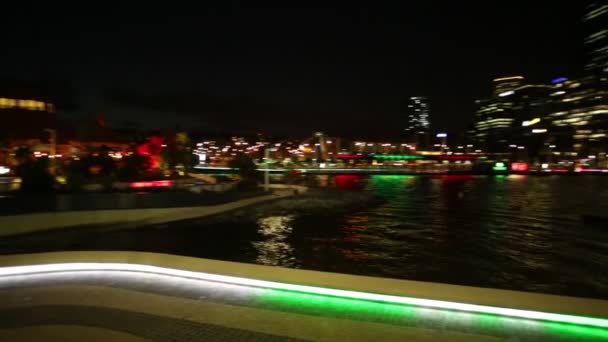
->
(0, 166), (9, 175)
(532, 129), (547, 133)
(541, 163), (549, 169)
(436, 133), (447, 138)
(493, 76), (524, 82)
(373, 154), (424, 160)
(551, 77), (567, 84)
(498, 90), (514, 97)
(522, 118), (541, 127)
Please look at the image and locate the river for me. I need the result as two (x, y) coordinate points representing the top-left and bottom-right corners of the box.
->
(239, 174), (608, 298)
(167, 174), (608, 298)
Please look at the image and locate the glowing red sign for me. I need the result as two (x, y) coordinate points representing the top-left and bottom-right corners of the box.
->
(129, 180), (173, 188)
(511, 162), (529, 171)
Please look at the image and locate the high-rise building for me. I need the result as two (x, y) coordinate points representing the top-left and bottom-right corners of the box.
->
(473, 3), (608, 155)
(404, 96), (430, 147)
(545, 2), (608, 154)
(546, 75), (608, 152)
(473, 76), (552, 153)
(473, 98), (514, 152)
(493, 76), (524, 96)
(583, 1), (608, 75)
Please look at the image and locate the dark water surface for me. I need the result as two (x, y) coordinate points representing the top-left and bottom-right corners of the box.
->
(236, 174), (608, 299)
(2, 174), (608, 299)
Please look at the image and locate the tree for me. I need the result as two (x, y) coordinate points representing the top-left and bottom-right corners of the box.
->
(0, 138), (10, 166)
(118, 154), (152, 181)
(19, 157), (54, 193)
(228, 153), (258, 190)
(159, 132), (196, 175)
(14, 146), (32, 165)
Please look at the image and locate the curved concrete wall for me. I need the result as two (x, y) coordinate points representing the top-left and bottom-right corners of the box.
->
(1, 251), (606, 320)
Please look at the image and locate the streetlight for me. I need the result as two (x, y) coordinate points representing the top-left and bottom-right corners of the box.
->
(44, 128), (56, 174)
(436, 133), (447, 153)
(44, 128), (56, 157)
(264, 144), (270, 191)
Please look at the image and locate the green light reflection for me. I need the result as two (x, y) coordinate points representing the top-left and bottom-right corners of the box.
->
(257, 289), (608, 341)
(370, 175), (416, 181)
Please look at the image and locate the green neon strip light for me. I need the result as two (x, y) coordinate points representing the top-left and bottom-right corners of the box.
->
(260, 288), (608, 340)
(374, 154), (424, 160)
(1, 263), (607, 328)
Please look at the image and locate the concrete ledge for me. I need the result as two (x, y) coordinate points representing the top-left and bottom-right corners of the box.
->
(1, 251), (606, 319)
(0, 193), (288, 237)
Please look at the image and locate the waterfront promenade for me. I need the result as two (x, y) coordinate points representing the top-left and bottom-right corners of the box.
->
(0, 251), (607, 341)
(0, 186), (303, 238)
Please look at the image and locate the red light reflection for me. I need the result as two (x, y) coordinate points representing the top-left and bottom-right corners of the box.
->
(334, 175), (365, 190)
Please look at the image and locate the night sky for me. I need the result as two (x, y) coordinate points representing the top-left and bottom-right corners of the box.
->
(1, 2), (589, 139)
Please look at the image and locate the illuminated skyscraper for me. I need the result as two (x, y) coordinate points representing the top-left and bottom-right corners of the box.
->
(404, 96), (430, 147)
(583, 1), (608, 74)
(545, 2), (608, 153)
(473, 76), (552, 153)
(493, 76), (524, 96)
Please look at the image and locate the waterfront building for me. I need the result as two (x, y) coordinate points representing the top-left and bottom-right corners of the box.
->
(404, 96), (431, 149)
(473, 76), (553, 154)
(545, 2), (608, 156)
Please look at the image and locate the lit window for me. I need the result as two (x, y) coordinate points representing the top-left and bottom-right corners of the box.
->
(0, 98), (17, 108)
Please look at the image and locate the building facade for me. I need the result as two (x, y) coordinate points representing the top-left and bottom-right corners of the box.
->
(544, 2), (608, 155)
(583, 1), (608, 75)
(473, 76), (552, 154)
(404, 96), (431, 148)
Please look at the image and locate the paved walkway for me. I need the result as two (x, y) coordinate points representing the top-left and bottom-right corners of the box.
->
(1, 252), (607, 341)
(0, 191), (293, 238)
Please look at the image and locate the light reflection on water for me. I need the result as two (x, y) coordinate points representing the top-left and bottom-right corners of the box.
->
(249, 175), (608, 299)
(253, 215), (296, 266)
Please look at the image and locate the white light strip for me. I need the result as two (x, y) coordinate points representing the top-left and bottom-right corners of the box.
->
(1, 263), (606, 328)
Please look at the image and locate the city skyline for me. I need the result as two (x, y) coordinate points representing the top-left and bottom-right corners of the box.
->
(0, 2), (592, 139)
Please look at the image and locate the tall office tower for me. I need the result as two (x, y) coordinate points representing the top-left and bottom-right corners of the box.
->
(404, 96), (431, 148)
(583, 1), (608, 75)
